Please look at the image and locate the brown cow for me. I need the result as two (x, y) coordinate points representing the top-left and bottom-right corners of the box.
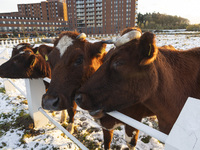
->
(42, 30), (107, 134)
(0, 47), (51, 79)
(0, 43), (69, 124)
(42, 28), (156, 149)
(75, 29), (200, 138)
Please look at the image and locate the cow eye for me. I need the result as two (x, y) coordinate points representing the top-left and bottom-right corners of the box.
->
(74, 55), (83, 66)
(112, 60), (124, 69)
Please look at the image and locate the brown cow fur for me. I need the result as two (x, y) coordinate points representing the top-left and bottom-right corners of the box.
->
(76, 30), (200, 139)
(37, 44), (54, 60)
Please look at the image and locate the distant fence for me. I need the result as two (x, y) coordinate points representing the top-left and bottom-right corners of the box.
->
(0, 37), (56, 47)
(0, 34), (119, 47)
(1, 31), (200, 47)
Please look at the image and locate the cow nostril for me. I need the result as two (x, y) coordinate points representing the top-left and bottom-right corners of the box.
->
(42, 94), (60, 110)
(52, 97), (59, 107)
(75, 94), (82, 106)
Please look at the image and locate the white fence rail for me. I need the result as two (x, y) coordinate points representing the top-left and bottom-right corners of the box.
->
(0, 37), (57, 47)
(0, 34), (118, 47)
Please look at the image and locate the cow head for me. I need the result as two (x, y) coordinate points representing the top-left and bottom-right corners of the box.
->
(42, 31), (106, 111)
(12, 43), (36, 57)
(75, 31), (159, 118)
(0, 47), (51, 78)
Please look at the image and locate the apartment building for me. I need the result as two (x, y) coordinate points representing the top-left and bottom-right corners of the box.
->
(67, 0), (138, 35)
(0, 0), (68, 37)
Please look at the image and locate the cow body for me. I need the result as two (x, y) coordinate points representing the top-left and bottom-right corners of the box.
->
(76, 31), (200, 136)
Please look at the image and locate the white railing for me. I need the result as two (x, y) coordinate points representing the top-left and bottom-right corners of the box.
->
(0, 37), (56, 47)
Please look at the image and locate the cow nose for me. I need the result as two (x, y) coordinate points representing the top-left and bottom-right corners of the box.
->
(75, 94), (82, 106)
(42, 93), (59, 110)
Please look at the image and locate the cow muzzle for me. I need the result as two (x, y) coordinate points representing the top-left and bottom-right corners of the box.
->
(75, 93), (105, 118)
(42, 93), (60, 111)
(89, 109), (105, 119)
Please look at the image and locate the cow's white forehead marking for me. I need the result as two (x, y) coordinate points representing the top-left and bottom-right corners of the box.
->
(17, 45), (25, 50)
(56, 35), (73, 57)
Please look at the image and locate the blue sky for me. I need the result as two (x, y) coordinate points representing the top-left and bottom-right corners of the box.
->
(0, 0), (199, 24)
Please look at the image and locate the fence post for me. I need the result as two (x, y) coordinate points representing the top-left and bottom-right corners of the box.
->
(165, 97), (200, 150)
(16, 39), (19, 44)
(25, 79), (49, 128)
(1, 40), (4, 47)
(13, 39), (16, 45)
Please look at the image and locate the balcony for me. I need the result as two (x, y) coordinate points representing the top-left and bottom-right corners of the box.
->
(96, 3), (102, 7)
(96, 24), (102, 27)
(76, 9), (84, 13)
(96, 20), (102, 23)
(86, 12), (94, 16)
(86, 4), (94, 7)
(87, 16), (95, 20)
(76, 1), (84, 4)
(77, 13), (85, 17)
(86, 8), (94, 12)
(86, 0), (94, 4)
(77, 22), (85, 24)
(76, 5), (84, 8)
(86, 20), (94, 23)
(96, 7), (102, 11)
(77, 17), (85, 20)
(96, 12), (102, 15)
(96, 16), (102, 19)
(87, 24), (95, 27)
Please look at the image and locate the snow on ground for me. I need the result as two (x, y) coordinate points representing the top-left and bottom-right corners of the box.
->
(0, 32), (200, 150)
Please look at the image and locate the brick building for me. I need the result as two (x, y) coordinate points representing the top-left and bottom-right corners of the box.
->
(67, 0), (138, 35)
(0, 0), (68, 37)
(0, 0), (138, 37)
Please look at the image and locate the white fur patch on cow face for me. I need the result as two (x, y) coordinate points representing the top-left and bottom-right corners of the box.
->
(56, 35), (73, 57)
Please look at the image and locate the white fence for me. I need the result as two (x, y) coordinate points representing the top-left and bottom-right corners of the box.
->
(1, 46), (200, 150)
(0, 34), (118, 47)
(0, 37), (57, 47)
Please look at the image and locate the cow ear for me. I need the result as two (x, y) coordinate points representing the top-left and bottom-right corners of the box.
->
(28, 55), (37, 67)
(89, 42), (106, 58)
(139, 32), (158, 66)
(32, 47), (38, 54)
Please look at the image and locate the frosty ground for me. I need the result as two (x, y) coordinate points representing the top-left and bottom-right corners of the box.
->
(0, 32), (200, 150)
